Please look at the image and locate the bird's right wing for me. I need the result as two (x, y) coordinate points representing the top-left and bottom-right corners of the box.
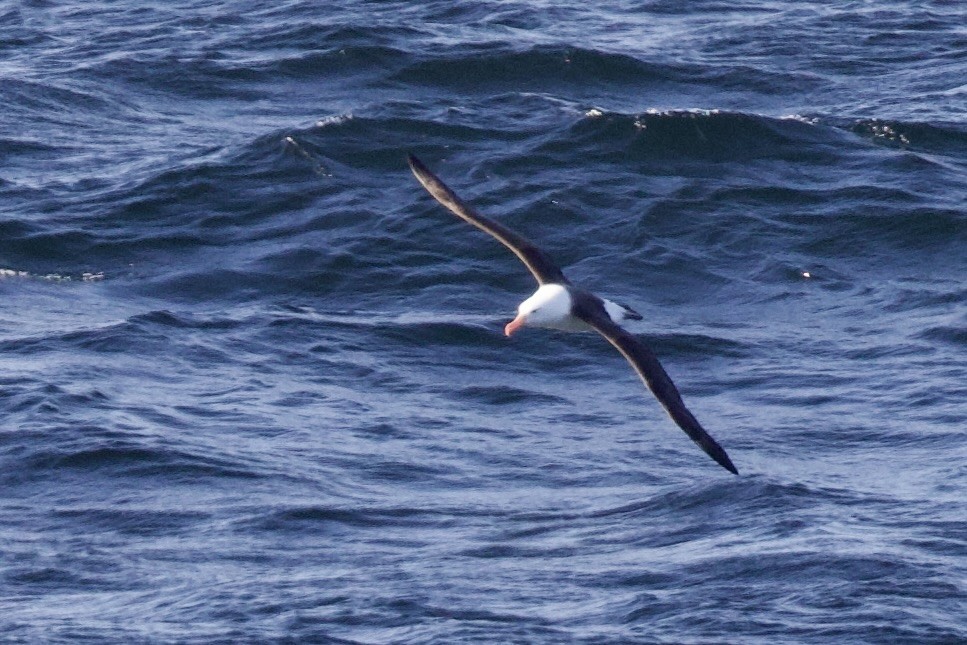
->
(407, 154), (567, 286)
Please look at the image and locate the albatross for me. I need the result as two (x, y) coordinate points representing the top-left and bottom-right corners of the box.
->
(407, 154), (738, 475)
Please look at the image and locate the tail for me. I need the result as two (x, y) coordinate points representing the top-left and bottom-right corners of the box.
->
(603, 299), (643, 324)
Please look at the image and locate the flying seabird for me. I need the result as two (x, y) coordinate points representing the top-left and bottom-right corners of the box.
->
(407, 154), (738, 475)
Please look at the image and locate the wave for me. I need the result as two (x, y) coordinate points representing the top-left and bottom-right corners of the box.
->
(2, 100), (961, 311)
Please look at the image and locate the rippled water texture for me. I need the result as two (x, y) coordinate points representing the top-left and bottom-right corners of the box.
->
(1, 1), (965, 642)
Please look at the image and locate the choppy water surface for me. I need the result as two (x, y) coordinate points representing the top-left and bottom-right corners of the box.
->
(1, 1), (965, 642)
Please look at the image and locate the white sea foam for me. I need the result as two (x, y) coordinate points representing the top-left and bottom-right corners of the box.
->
(0, 268), (105, 282)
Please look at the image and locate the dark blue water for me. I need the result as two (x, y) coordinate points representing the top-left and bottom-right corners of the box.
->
(2, 2), (965, 642)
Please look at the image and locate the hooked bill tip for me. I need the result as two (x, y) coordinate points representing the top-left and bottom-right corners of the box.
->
(504, 316), (524, 337)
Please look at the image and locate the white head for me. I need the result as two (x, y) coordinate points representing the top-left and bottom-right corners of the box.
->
(504, 284), (574, 336)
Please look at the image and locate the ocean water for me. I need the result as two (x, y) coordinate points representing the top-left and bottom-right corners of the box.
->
(1, 1), (965, 642)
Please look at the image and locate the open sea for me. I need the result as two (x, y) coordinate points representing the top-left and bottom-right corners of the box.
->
(1, 1), (965, 643)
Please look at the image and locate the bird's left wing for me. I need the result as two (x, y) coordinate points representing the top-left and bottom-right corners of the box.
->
(573, 301), (739, 475)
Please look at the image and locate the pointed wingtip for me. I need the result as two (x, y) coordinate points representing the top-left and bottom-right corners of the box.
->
(706, 441), (739, 475)
(407, 153), (438, 188)
(696, 429), (739, 474)
(406, 153), (426, 173)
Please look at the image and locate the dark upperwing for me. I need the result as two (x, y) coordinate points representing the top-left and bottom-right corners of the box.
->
(572, 292), (739, 475)
(407, 154), (568, 286)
